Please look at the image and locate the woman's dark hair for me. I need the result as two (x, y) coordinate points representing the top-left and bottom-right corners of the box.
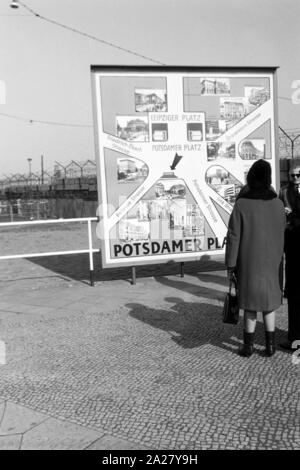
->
(246, 159), (271, 190)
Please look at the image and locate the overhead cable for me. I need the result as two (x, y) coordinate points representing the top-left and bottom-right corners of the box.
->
(17, 0), (164, 65)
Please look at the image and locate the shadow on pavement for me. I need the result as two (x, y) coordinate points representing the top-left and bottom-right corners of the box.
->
(154, 275), (225, 302)
(27, 253), (226, 285)
(0, 274), (71, 283)
(27, 253), (132, 285)
(196, 272), (229, 287)
(126, 297), (289, 354)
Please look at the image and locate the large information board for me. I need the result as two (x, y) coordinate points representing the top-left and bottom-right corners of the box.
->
(91, 66), (278, 267)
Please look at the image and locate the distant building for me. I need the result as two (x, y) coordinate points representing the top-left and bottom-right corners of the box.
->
(200, 79), (230, 95)
(118, 159), (137, 174)
(221, 100), (245, 119)
(119, 221), (149, 241)
(206, 120), (220, 134)
(82, 160), (97, 177)
(54, 160), (96, 179)
(200, 79), (215, 94)
(240, 141), (264, 159)
(66, 162), (82, 178)
(135, 92), (165, 106)
(126, 119), (148, 133)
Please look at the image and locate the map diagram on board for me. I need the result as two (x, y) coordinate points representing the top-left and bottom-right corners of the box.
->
(92, 69), (276, 266)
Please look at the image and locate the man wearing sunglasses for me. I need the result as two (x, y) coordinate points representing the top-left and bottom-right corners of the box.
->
(279, 161), (300, 351)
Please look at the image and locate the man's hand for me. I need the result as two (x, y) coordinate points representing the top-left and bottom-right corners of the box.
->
(285, 207), (292, 215)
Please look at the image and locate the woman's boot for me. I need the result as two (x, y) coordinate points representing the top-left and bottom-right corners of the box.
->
(238, 331), (254, 357)
(265, 331), (276, 356)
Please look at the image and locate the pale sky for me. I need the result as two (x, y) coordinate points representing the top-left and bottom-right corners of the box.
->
(0, 0), (299, 175)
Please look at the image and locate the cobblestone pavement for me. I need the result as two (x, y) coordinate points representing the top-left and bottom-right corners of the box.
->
(0, 257), (299, 450)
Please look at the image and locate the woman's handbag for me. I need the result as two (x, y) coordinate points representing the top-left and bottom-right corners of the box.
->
(222, 275), (239, 324)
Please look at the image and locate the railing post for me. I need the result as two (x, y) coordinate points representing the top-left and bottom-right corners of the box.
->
(131, 266), (136, 285)
(0, 217), (99, 285)
(9, 203), (13, 222)
(87, 218), (95, 286)
(180, 262), (184, 277)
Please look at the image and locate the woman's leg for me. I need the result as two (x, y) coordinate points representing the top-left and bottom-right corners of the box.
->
(239, 310), (257, 357)
(263, 310), (276, 356)
(244, 309), (257, 333)
(262, 310), (275, 331)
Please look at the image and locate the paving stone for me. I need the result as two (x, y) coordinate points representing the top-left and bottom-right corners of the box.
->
(85, 434), (149, 450)
(0, 434), (22, 450)
(0, 402), (48, 435)
(21, 417), (102, 450)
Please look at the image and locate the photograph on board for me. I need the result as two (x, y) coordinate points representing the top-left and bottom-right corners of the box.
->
(116, 115), (149, 141)
(205, 165), (243, 204)
(152, 123), (168, 141)
(238, 139), (267, 160)
(186, 123), (203, 141)
(117, 157), (149, 182)
(244, 86), (270, 107)
(135, 88), (167, 112)
(205, 119), (227, 140)
(119, 218), (150, 242)
(199, 77), (230, 95)
(220, 97), (247, 121)
(207, 142), (236, 161)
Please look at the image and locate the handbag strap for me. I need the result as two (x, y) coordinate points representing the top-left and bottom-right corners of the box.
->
(229, 273), (237, 295)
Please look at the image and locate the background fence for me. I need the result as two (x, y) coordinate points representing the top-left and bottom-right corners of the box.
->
(0, 152), (298, 222)
(0, 199), (98, 222)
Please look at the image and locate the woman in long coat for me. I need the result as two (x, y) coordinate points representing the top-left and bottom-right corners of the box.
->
(225, 159), (285, 357)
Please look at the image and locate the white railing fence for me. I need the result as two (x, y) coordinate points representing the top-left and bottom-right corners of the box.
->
(0, 217), (99, 286)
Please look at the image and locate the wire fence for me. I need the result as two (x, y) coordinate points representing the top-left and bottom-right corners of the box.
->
(0, 200), (48, 222)
(0, 159), (97, 192)
(279, 128), (300, 159)
(0, 199), (98, 222)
